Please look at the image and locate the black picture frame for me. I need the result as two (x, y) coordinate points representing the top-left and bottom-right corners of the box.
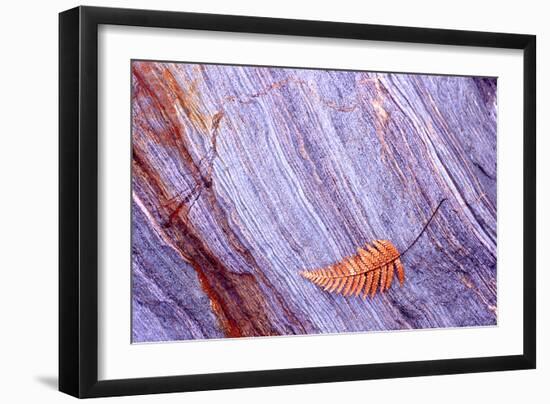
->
(59, 6), (536, 398)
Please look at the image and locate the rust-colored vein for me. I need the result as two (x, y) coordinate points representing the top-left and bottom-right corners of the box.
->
(161, 67), (209, 133)
(191, 261), (242, 338)
(132, 64), (204, 181)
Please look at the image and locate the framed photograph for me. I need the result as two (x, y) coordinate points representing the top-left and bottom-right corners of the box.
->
(59, 6), (536, 398)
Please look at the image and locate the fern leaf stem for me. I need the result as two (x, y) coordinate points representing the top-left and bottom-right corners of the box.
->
(400, 198), (447, 257)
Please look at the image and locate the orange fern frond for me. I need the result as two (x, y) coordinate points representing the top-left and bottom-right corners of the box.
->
(300, 240), (405, 298)
(300, 198), (448, 298)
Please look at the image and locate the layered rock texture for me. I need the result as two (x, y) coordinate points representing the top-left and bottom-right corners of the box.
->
(131, 61), (497, 342)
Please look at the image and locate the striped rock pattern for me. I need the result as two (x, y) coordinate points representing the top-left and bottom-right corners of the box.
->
(131, 61), (497, 342)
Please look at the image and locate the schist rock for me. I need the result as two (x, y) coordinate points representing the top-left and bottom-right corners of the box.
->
(131, 61), (497, 342)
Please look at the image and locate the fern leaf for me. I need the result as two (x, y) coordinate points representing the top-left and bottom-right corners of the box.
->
(300, 239), (405, 298)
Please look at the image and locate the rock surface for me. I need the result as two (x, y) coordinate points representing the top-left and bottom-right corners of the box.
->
(131, 61), (497, 342)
